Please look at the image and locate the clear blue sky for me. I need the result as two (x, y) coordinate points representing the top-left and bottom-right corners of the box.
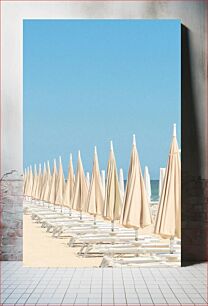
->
(23, 20), (181, 179)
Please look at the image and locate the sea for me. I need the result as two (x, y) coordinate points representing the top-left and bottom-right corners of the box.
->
(123, 180), (159, 202)
(150, 180), (159, 202)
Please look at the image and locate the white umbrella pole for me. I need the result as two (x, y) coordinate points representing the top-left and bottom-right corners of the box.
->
(80, 211), (82, 221)
(111, 220), (114, 232)
(135, 228), (139, 241)
(170, 237), (174, 254)
(69, 207), (71, 216)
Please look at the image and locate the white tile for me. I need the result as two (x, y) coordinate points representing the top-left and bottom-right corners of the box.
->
(75, 298), (89, 304)
(88, 299), (102, 304)
(26, 297), (40, 303)
(126, 297), (139, 302)
(177, 297), (192, 303)
(138, 298), (153, 304)
(151, 298), (166, 303)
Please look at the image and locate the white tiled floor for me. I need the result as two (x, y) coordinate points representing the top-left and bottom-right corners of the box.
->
(0, 261), (207, 305)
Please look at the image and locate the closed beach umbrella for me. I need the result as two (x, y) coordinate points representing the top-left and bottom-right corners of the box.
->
(63, 154), (75, 214)
(120, 135), (152, 240)
(40, 162), (47, 202)
(86, 146), (104, 225)
(144, 166), (151, 202)
(154, 124), (181, 252)
(43, 160), (52, 205)
(72, 150), (88, 220)
(23, 168), (27, 196)
(101, 170), (105, 198)
(29, 166), (34, 198)
(34, 164), (42, 201)
(159, 168), (166, 197)
(32, 164), (38, 199)
(25, 166), (33, 198)
(86, 172), (90, 189)
(49, 159), (57, 207)
(55, 156), (65, 211)
(23, 168), (29, 197)
(103, 141), (122, 231)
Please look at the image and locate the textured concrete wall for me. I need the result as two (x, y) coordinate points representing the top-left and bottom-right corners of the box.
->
(181, 22), (208, 264)
(182, 177), (208, 263)
(0, 172), (23, 260)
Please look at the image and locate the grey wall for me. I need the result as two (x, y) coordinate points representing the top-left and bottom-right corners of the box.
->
(0, 1), (207, 263)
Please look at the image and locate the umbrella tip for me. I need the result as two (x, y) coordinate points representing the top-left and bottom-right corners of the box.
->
(133, 134), (136, 146)
(59, 156), (62, 163)
(110, 140), (114, 151)
(70, 153), (72, 160)
(78, 150), (81, 158)
(173, 123), (176, 137)
(94, 146), (97, 154)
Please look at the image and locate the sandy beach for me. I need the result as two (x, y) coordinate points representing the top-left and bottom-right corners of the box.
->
(23, 207), (161, 267)
(23, 214), (103, 267)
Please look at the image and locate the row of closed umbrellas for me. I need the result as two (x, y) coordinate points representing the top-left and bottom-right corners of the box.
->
(24, 124), (181, 240)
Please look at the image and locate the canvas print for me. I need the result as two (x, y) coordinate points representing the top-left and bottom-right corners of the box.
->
(23, 19), (181, 267)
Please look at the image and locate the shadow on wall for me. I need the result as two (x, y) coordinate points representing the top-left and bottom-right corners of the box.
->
(181, 24), (208, 266)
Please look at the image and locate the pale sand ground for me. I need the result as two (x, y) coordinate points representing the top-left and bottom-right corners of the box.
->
(23, 214), (103, 267)
(23, 205), (164, 267)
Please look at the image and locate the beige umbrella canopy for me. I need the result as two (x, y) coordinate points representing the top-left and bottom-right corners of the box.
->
(72, 150), (88, 220)
(34, 164), (42, 200)
(62, 154), (75, 214)
(40, 162), (47, 201)
(32, 164), (38, 199)
(86, 172), (90, 189)
(42, 160), (52, 205)
(86, 146), (104, 225)
(120, 135), (152, 240)
(23, 168), (27, 195)
(154, 124), (181, 251)
(23, 168), (29, 196)
(119, 168), (125, 203)
(103, 141), (122, 231)
(25, 166), (33, 198)
(101, 170), (105, 198)
(55, 156), (65, 211)
(49, 159), (57, 206)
